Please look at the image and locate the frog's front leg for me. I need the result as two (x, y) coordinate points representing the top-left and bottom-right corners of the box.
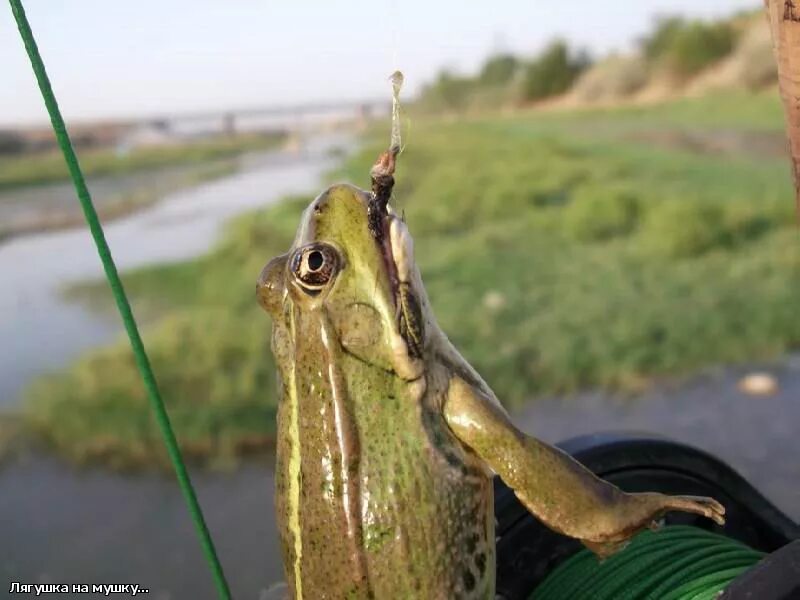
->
(443, 377), (725, 559)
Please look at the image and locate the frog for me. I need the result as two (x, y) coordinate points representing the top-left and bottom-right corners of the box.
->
(256, 176), (725, 600)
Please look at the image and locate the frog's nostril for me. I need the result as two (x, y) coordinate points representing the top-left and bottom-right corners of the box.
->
(307, 250), (324, 271)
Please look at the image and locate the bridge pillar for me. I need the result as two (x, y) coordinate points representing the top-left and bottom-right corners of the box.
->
(223, 113), (237, 136)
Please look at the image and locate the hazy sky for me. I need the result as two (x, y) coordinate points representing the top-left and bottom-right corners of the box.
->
(1, 0), (760, 127)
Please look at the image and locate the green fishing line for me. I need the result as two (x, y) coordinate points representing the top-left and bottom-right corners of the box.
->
(8, 1), (232, 597)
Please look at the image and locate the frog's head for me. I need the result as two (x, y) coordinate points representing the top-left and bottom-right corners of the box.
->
(257, 183), (427, 381)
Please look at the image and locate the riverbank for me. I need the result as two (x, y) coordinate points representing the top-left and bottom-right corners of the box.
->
(0, 132), (283, 190)
(0, 133), (284, 242)
(14, 92), (799, 470)
(0, 160), (237, 244)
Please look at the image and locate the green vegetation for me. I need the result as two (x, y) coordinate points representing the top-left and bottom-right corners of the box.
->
(416, 70), (478, 113)
(478, 54), (519, 87)
(417, 11), (766, 113)
(417, 41), (590, 112)
(519, 41), (590, 102)
(0, 132), (283, 190)
(23, 93), (800, 469)
(563, 185), (640, 242)
(643, 17), (737, 78)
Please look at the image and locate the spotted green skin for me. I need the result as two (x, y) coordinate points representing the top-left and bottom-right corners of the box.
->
(260, 185), (494, 599)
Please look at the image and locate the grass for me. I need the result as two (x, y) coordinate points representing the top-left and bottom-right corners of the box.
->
(508, 90), (786, 135)
(21, 93), (800, 470)
(0, 132), (283, 191)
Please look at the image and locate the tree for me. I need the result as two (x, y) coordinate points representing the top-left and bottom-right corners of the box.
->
(479, 54), (519, 86)
(419, 70), (476, 112)
(641, 16), (736, 78)
(520, 41), (590, 102)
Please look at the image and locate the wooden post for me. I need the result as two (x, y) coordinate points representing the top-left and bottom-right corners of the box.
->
(764, 0), (800, 215)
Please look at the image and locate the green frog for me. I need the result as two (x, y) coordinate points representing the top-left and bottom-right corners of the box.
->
(256, 175), (725, 599)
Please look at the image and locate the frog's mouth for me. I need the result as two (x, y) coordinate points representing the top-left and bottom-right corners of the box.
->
(365, 147), (425, 361)
(369, 204), (400, 295)
(369, 201), (425, 360)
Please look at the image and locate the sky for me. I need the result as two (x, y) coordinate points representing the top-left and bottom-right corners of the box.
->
(0, 0), (761, 127)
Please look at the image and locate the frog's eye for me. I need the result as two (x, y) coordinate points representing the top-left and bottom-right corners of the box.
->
(290, 243), (340, 294)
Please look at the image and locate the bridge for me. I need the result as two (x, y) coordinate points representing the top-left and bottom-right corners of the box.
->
(11, 98), (393, 152)
(136, 98), (392, 137)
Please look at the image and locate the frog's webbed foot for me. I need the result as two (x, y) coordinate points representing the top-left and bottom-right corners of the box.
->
(650, 493), (726, 526)
(584, 493), (726, 558)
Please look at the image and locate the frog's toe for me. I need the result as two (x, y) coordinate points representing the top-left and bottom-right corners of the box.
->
(667, 495), (726, 526)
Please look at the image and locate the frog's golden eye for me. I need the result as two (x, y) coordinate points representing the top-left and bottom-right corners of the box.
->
(290, 243), (339, 293)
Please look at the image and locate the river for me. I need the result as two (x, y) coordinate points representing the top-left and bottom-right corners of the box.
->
(0, 134), (350, 408)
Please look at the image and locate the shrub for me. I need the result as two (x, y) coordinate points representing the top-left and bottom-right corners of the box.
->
(564, 186), (641, 242)
(640, 199), (728, 258)
(519, 41), (590, 102)
(643, 17), (737, 78)
(417, 70), (476, 112)
(642, 17), (686, 60)
(479, 54), (519, 87)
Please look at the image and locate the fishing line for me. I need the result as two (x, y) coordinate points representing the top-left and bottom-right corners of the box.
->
(390, 70), (404, 152)
(386, 0), (410, 156)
